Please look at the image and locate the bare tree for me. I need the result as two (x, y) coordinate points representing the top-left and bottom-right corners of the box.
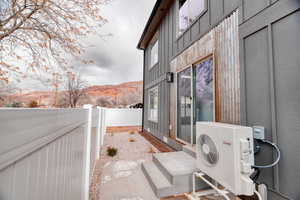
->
(0, 0), (109, 83)
(118, 87), (143, 107)
(96, 96), (116, 108)
(0, 81), (17, 105)
(64, 72), (87, 108)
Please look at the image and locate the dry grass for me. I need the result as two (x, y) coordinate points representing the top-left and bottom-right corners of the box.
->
(148, 146), (156, 154)
(129, 138), (136, 142)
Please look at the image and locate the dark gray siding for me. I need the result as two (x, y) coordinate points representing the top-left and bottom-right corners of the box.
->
(143, 0), (300, 199)
(240, 1), (300, 199)
(143, 0), (241, 140)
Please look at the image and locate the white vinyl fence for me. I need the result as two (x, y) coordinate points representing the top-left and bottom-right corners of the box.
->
(0, 106), (141, 200)
(0, 106), (103, 200)
(105, 108), (142, 127)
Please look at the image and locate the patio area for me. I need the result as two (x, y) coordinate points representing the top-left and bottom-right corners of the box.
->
(90, 130), (241, 200)
(90, 130), (161, 200)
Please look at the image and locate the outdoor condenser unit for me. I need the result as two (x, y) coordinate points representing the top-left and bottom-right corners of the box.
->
(196, 122), (255, 196)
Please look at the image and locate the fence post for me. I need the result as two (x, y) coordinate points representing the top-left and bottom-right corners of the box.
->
(101, 108), (106, 146)
(83, 104), (92, 200)
(95, 107), (101, 160)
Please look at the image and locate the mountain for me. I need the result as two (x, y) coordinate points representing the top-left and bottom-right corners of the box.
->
(6, 81), (143, 108)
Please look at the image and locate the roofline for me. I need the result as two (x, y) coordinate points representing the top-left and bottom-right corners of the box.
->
(137, 0), (173, 50)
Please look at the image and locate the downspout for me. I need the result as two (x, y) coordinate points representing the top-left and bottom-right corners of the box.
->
(142, 50), (146, 131)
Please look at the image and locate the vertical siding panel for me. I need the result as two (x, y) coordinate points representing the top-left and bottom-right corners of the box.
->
(0, 166), (13, 200)
(11, 158), (29, 200)
(172, 3), (176, 57)
(169, 10), (173, 62)
(214, 10), (240, 124)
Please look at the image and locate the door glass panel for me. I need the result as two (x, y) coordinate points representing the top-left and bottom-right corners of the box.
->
(177, 67), (192, 143)
(194, 58), (214, 122)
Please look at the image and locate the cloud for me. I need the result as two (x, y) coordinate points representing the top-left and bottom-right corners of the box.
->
(17, 0), (156, 91)
(75, 0), (156, 86)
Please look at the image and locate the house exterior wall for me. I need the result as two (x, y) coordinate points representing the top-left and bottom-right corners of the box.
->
(239, 1), (300, 199)
(142, 0), (300, 199)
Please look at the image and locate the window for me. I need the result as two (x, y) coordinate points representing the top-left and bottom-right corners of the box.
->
(148, 87), (159, 122)
(178, 0), (205, 35)
(150, 40), (158, 68)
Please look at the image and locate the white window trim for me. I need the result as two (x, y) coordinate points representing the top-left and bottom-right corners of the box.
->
(148, 86), (159, 122)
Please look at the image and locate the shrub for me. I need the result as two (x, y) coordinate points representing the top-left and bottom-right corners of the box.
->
(129, 138), (136, 142)
(129, 130), (136, 135)
(8, 102), (23, 108)
(107, 146), (118, 157)
(28, 100), (39, 108)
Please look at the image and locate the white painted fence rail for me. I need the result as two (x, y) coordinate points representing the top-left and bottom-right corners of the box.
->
(105, 108), (142, 127)
(0, 106), (141, 200)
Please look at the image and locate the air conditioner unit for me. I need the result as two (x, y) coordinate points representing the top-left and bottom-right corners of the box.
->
(196, 122), (255, 196)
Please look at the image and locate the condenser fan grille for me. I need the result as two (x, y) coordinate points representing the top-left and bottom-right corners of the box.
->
(198, 134), (219, 166)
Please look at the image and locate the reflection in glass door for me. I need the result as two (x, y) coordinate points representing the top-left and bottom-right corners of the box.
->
(177, 58), (214, 145)
(192, 58), (214, 144)
(177, 67), (192, 144)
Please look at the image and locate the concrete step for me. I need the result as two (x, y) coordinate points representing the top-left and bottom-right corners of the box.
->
(182, 144), (197, 158)
(153, 151), (197, 185)
(141, 161), (174, 198)
(142, 151), (209, 198)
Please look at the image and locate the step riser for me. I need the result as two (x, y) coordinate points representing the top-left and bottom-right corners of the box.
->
(182, 145), (197, 158)
(153, 155), (174, 183)
(141, 163), (160, 197)
(143, 151), (210, 198)
(142, 163), (176, 198)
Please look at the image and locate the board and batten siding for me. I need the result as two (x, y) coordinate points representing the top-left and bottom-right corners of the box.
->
(143, 0), (241, 140)
(143, 0), (300, 199)
(240, 1), (300, 199)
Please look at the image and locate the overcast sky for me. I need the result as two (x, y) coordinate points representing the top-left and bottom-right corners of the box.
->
(78, 0), (156, 85)
(16, 0), (156, 91)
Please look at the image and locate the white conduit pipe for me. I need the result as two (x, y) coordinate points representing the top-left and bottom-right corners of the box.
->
(254, 190), (263, 200)
(194, 172), (230, 200)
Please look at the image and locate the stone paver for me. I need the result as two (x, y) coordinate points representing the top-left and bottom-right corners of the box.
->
(90, 131), (160, 200)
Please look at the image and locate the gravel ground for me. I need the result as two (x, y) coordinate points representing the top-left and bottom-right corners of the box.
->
(90, 131), (159, 200)
(89, 131), (242, 200)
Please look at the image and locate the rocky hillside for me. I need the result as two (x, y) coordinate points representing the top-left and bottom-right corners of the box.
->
(7, 81), (143, 108)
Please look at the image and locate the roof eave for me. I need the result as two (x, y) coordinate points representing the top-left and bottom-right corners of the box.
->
(137, 0), (174, 50)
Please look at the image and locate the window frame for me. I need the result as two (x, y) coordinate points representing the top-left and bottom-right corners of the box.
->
(176, 0), (208, 39)
(149, 32), (159, 69)
(148, 86), (159, 122)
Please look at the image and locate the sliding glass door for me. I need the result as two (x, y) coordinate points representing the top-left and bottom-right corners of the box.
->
(177, 67), (192, 144)
(177, 57), (214, 145)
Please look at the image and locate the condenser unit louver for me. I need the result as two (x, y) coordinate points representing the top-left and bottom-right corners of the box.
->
(196, 122), (255, 196)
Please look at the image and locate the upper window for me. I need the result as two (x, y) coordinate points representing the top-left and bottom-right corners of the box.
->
(178, 0), (205, 35)
(148, 86), (159, 122)
(150, 40), (158, 68)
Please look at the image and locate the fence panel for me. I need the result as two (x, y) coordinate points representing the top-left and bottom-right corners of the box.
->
(0, 106), (140, 200)
(0, 108), (89, 200)
(105, 108), (142, 127)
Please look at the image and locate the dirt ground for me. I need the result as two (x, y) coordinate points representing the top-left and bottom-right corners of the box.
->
(89, 130), (243, 200)
(90, 131), (159, 200)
